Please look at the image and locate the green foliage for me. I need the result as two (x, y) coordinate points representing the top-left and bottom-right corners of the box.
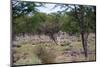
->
(61, 14), (80, 33)
(12, 0), (42, 18)
(12, 2), (96, 36)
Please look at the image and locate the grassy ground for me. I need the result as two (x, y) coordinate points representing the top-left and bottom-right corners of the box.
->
(12, 33), (96, 65)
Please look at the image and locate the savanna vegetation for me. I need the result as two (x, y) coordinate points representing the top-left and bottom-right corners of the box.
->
(12, 0), (96, 66)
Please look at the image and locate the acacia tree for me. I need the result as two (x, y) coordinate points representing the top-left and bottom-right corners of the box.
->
(36, 12), (62, 45)
(73, 5), (96, 58)
(54, 4), (96, 58)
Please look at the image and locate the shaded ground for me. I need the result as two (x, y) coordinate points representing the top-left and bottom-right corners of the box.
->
(12, 33), (96, 65)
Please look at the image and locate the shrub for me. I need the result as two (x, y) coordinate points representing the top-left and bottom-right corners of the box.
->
(35, 44), (58, 64)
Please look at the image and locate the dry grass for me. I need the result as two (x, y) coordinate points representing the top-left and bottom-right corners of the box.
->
(13, 33), (96, 65)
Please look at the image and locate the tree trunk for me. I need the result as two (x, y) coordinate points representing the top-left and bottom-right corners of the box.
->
(78, 5), (88, 58)
(81, 32), (88, 58)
